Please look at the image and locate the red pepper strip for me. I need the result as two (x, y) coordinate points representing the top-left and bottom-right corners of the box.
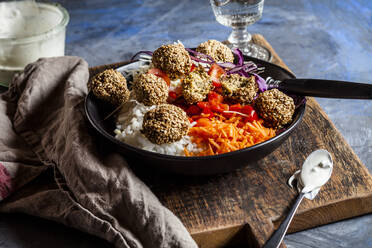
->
(211, 103), (229, 113)
(241, 105), (258, 122)
(208, 91), (224, 105)
(168, 91), (177, 99)
(197, 101), (210, 109)
(202, 108), (214, 119)
(186, 105), (202, 116)
(229, 103), (242, 112)
(190, 64), (196, 72)
(208, 63), (225, 88)
(213, 81), (222, 88)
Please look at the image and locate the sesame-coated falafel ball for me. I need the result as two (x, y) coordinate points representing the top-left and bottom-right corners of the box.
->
(254, 89), (295, 128)
(88, 69), (130, 106)
(220, 74), (258, 104)
(182, 65), (213, 104)
(133, 73), (168, 106)
(152, 43), (192, 79)
(142, 104), (190, 145)
(196, 40), (234, 63)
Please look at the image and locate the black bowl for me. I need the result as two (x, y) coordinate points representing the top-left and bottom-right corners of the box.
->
(85, 56), (305, 175)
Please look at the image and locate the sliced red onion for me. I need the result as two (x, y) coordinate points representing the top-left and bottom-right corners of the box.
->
(186, 48), (247, 71)
(188, 52), (235, 69)
(227, 62), (257, 74)
(130, 51), (153, 61)
(217, 62), (236, 69)
(130, 48), (268, 94)
(253, 73), (268, 92)
(238, 71), (246, 77)
(232, 48), (244, 66)
(189, 55), (214, 65)
(185, 48), (215, 64)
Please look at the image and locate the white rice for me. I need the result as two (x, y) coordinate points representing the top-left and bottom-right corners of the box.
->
(114, 52), (202, 156)
(114, 99), (200, 156)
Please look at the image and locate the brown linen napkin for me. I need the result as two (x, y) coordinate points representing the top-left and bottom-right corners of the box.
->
(0, 56), (197, 248)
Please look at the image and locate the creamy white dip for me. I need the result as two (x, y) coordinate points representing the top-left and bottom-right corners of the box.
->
(300, 149), (333, 193)
(0, 1), (62, 39)
(0, 1), (69, 85)
(288, 149), (333, 199)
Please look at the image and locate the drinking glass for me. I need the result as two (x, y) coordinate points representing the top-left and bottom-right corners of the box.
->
(210, 0), (271, 61)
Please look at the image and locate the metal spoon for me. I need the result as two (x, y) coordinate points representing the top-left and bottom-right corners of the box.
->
(263, 150), (333, 248)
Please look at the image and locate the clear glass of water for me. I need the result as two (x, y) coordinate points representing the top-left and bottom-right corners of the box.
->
(210, 0), (271, 61)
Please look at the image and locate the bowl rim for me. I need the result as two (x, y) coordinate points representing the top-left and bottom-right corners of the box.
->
(85, 56), (306, 161)
(0, 2), (69, 44)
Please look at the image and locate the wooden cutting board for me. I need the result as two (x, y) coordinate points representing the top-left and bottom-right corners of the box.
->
(89, 34), (372, 248)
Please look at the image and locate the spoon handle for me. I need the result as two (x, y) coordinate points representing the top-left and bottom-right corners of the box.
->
(263, 192), (306, 248)
(267, 77), (372, 99)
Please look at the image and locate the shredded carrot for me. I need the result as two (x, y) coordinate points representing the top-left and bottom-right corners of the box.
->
(209, 138), (220, 149)
(184, 147), (190, 156)
(187, 116), (276, 157)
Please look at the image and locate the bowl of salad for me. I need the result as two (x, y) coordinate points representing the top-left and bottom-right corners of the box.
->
(85, 40), (305, 175)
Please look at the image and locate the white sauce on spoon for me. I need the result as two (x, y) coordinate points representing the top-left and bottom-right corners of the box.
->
(300, 149), (333, 193)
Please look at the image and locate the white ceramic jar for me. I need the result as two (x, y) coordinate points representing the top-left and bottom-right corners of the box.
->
(0, 1), (69, 86)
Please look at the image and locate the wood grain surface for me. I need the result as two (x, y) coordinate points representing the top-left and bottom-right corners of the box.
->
(89, 34), (372, 248)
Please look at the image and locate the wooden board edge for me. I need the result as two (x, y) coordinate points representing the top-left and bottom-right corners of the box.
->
(274, 194), (372, 233)
(190, 222), (286, 248)
(191, 224), (246, 248)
